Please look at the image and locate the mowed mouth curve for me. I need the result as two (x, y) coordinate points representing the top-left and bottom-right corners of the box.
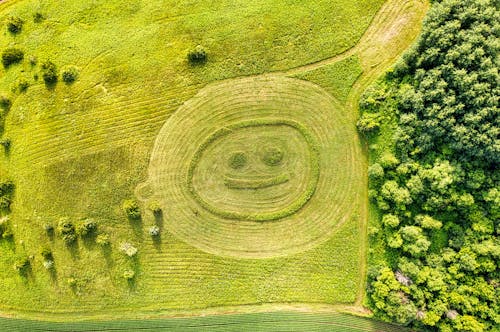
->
(224, 174), (290, 190)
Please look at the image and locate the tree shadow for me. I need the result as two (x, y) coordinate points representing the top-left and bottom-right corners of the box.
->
(81, 234), (97, 251)
(101, 244), (114, 268)
(49, 266), (58, 285)
(66, 240), (80, 260)
(127, 257), (141, 292)
(128, 216), (143, 240)
(152, 234), (162, 252)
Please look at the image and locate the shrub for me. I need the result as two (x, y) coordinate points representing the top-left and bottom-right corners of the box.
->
(148, 201), (162, 215)
(43, 223), (54, 233)
(77, 218), (97, 237)
(7, 16), (23, 34)
(0, 95), (11, 111)
(357, 112), (381, 135)
(40, 246), (53, 260)
(96, 233), (110, 246)
(122, 199), (141, 220)
(1, 138), (11, 151)
(0, 216), (11, 238)
(17, 78), (29, 92)
(41, 60), (58, 84)
(33, 12), (44, 23)
(2, 48), (24, 68)
(61, 66), (78, 84)
(57, 218), (76, 244)
(123, 269), (135, 280)
(149, 225), (160, 236)
(368, 163), (384, 182)
(0, 196), (12, 210)
(382, 214), (400, 228)
(13, 256), (30, 273)
(120, 242), (138, 257)
(187, 45), (207, 64)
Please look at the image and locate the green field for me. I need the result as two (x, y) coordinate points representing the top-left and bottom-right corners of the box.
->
(0, 312), (416, 331)
(0, 0), (428, 326)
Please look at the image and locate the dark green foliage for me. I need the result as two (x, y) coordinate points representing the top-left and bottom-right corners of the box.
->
(2, 48), (24, 68)
(365, 1), (500, 330)
(261, 147), (284, 166)
(0, 216), (13, 239)
(41, 60), (58, 85)
(391, 0), (499, 166)
(122, 199), (141, 220)
(187, 45), (207, 64)
(57, 218), (76, 244)
(357, 112), (381, 135)
(17, 78), (29, 92)
(0, 180), (15, 211)
(6, 16), (23, 34)
(13, 256), (30, 273)
(0, 95), (11, 111)
(61, 66), (78, 84)
(228, 152), (247, 169)
(33, 12), (44, 23)
(40, 247), (53, 260)
(77, 218), (97, 237)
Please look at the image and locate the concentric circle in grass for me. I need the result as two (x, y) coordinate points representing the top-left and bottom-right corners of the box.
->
(138, 75), (359, 258)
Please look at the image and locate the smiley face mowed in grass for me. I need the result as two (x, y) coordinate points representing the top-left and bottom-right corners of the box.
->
(137, 76), (359, 258)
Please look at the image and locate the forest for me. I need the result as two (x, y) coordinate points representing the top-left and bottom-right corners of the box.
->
(360, 0), (499, 331)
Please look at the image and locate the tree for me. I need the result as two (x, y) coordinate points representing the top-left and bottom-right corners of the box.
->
(41, 60), (58, 84)
(187, 45), (207, 64)
(2, 48), (24, 68)
(7, 16), (23, 34)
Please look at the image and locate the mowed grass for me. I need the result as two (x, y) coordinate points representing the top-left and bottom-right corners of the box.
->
(0, 312), (414, 331)
(0, 0), (431, 325)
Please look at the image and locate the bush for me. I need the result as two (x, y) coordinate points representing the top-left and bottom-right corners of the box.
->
(120, 242), (138, 257)
(1, 138), (11, 151)
(149, 225), (160, 236)
(96, 233), (110, 246)
(0, 95), (11, 111)
(2, 48), (24, 68)
(148, 201), (162, 215)
(40, 247), (53, 260)
(122, 199), (141, 220)
(33, 12), (44, 23)
(57, 218), (76, 244)
(17, 78), (29, 92)
(187, 45), (207, 64)
(61, 66), (78, 84)
(43, 223), (54, 233)
(123, 269), (135, 280)
(41, 60), (58, 84)
(357, 112), (381, 135)
(77, 218), (97, 237)
(7, 16), (23, 34)
(13, 256), (30, 273)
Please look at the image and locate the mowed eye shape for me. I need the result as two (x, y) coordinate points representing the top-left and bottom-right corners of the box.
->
(261, 147), (284, 166)
(228, 152), (247, 169)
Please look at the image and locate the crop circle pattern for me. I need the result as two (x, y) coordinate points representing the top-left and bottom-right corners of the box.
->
(139, 76), (359, 258)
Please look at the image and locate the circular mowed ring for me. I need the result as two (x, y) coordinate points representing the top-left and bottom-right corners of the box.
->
(138, 75), (359, 258)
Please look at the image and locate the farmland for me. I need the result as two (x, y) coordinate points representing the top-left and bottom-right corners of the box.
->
(0, 0), (430, 328)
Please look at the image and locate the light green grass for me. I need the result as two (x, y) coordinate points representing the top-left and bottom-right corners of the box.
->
(293, 55), (363, 102)
(0, 312), (413, 331)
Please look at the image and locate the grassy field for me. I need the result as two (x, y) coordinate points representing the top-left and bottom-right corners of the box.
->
(0, 312), (417, 331)
(0, 0), (428, 324)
